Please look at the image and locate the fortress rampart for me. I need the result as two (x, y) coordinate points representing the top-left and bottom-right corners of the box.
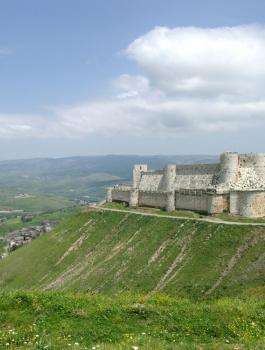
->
(107, 152), (265, 217)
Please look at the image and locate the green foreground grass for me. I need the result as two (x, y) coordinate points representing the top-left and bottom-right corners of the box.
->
(0, 291), (264, 350)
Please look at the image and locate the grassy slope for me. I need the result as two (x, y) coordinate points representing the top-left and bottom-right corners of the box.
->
(0, 210), (264, 298)
(0, 291), (264, 349)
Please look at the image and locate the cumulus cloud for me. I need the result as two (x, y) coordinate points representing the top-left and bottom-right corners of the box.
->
(126, 25), (265, 99)
(2, 25), (265, 139)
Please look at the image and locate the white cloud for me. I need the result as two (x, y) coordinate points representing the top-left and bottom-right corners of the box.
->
(0, 114), (37, 137)
(2, 25), (265, 139)
(126, 25), (265, 99)
(113, 74), (149, 99)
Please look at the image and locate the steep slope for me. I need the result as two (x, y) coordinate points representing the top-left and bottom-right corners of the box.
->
(0, 209), (264, 298)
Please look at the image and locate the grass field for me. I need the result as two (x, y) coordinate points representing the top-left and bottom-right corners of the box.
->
(0, 291), (264, 350)
(0, 191), (72, 213)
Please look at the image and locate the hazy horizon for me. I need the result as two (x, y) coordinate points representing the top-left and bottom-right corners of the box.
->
(0, 153), (220, 162)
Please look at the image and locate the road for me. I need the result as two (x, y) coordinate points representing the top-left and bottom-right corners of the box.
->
(89, 206), (265, 227)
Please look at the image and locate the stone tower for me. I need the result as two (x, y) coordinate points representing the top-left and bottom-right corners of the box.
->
(219, 152), (239, 184)
(133, 164), (148, 188)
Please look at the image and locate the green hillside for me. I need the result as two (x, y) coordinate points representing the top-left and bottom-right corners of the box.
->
(0, 209), (264, 298)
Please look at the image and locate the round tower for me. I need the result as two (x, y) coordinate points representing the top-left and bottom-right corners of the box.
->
(219, 152), (239, 184)
(163, 164), (176, 191)
(237, 190), (265, 217)
(165, 191), (175, 212)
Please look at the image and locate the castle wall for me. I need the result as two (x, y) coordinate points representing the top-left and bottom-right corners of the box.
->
(175, 164), (219, 175)
(129, 189), (139, 207)
(139, 174), (163, 191)
(207, 194), (229, 214)
(175, 192), (208, 212)
(175, 164), (219, 189)
(175, 190), (228, 214)
(230, 190), (265, 217)
(230, 192), (240, 215)
(111, 188), (131, 203)
(138, 191), (167, 209)
(138, 164), (219, 192)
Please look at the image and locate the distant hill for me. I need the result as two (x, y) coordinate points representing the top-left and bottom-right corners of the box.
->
(0, 154), (218, 179)
(0, 209), (264, 298)
(0, 155), (218, 208)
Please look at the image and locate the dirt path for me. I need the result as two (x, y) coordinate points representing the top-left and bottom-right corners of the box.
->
(89, 206), (265, 227)
(205, 232), (264, 296)
(153, 223), (198, 292)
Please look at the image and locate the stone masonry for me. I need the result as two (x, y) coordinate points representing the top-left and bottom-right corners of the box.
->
(107, 152), (265, 218)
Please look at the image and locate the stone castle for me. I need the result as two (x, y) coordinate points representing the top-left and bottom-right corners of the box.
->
(107, 152), (265, 217)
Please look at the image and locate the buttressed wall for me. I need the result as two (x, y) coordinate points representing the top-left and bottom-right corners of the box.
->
(107, 153), (265, 217)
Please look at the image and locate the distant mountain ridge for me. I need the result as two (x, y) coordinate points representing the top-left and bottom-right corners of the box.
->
(0, 155), (218, 202)
(0, 154), (218, 177)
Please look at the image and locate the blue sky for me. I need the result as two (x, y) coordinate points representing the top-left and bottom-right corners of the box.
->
(1, 0), (265, 159)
